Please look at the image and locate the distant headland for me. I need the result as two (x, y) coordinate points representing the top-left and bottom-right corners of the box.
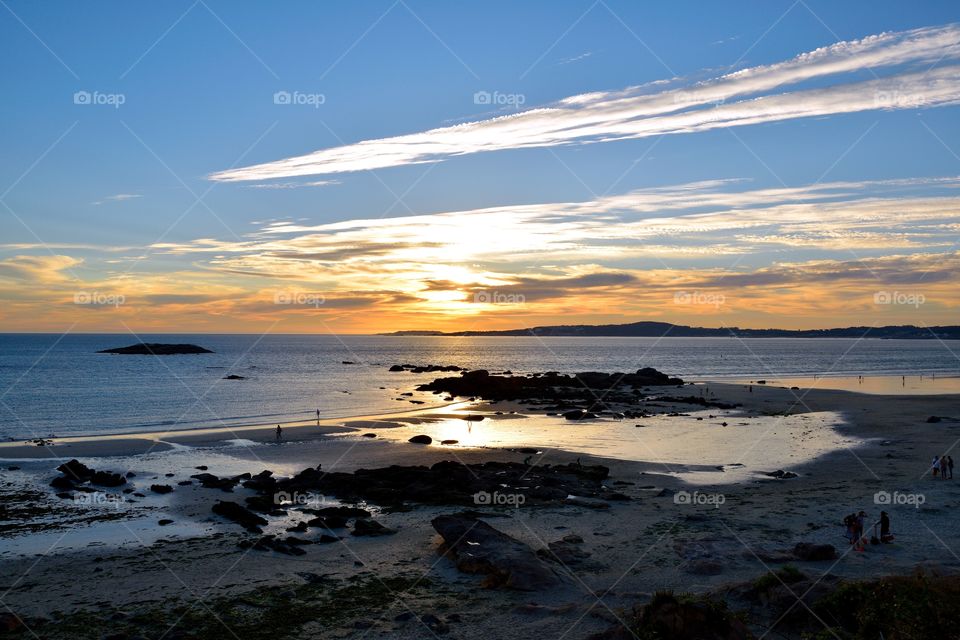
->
(381, 321), (960, 339)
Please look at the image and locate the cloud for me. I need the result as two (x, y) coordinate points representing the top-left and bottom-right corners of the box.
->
(92, 194), (141, 205)
(0, 255), (81, 283)
(243, 180), (340, 190)
(210, 24), (960, 181)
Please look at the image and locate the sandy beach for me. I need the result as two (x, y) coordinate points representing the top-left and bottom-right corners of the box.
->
(2, 377), (959, 639)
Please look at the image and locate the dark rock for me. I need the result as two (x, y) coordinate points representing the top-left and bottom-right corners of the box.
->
(927, 416), (943, 423)
(177, 480), (193, 486)
(352, 518), (396, 536)
(362, 433), (377, 438)
(562, 409), (598, 421)
(212, 500), (268, 531)
(462, 415), (485, 422)
(440, 439), (459, 445)
(150, 484), (173, 494)
(90, 470), (126, 487)
(432, 514), (562, 590)
(408, 434), (433, 445)
(57, 459), (93, 482)
(98, 343), (213, 355)
(158, 519), (174, 526)
(223, 374), (246, 380)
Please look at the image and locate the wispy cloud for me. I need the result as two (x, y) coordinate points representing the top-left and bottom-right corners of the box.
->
(210, 24), (960, 181)
(242, 180), (340, 190)
(91, 193), (142, 205)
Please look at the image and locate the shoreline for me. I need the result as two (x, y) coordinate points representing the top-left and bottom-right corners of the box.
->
(3, 373), (956, 458)
(3, 377), (960, 639)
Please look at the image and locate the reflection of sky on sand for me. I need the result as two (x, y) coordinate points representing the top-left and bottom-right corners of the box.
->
(729, 374), (960, 396)
(359, 408), (860, 485)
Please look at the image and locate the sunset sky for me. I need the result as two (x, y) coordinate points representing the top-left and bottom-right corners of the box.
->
(2, 1), (959, 333)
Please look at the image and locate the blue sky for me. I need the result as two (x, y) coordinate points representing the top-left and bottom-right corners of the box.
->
(2, 1), (960, 332)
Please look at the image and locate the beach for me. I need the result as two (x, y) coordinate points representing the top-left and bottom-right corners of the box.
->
(2, 376), (959, 639)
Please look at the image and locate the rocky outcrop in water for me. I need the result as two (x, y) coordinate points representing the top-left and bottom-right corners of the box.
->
(98, 343), (213, 355)
(416, 368), (683, 403)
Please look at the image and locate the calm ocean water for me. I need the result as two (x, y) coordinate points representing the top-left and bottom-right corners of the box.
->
(0, 334), (957, 439)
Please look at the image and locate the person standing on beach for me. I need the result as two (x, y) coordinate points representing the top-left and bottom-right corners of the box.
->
(949, 456), (954, 479)
(933, 456), (940, 479)
(940, 455), (948, 480)
(276, 424), (282, 442)
(316, 408), (320, 425)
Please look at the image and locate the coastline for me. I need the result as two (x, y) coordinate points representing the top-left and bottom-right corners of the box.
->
(3, 379), (960, 638)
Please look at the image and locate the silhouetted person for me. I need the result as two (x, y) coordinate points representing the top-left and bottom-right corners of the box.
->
(879, 511), (893, 543)
(316, 408), (320, 425)
(276, 424), (282, 442)
(949, 456), (955, 480)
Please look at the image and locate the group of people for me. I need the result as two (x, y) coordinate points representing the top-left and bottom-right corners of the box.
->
(931, 455), (954, 479)
(843, 510), (893, 551)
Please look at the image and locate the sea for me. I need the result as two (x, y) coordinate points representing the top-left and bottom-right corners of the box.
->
(1, 333), (958, 441)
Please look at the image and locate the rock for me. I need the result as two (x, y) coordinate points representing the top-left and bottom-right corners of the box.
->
(212, 500), (268, 531)
(793, 542), (836, 561)
(195, 465), (208, 470)
(352, 518), (396, 536)
(408, 435), (433, 445)
(223, 374), (246, 380)
(98, 343), (213, 355)
(57, 459), (94, 482)
(362, 433), (377, 438)
(764, 470), (798, 479)
(462, 415), (485, 422)
(158, 519), (174, 526)
(50, 476), (75, 490)
(90, 471), (126, 487)
(177, 480), (192, 486)
(562, 409), (598, 421)
(927, 416), (943, 423)
(432, 515), (562, 590)
(440, 439), (459, 445)
(150, 484), (173, 494)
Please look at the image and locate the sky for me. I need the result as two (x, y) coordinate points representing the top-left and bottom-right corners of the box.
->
(2, 0), (960, 334)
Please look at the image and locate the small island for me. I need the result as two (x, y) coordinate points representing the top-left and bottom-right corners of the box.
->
(98, 343), (213, 355)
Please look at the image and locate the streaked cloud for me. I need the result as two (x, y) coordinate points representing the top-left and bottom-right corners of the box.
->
(91, 193), (142, 205)
(211, 24), (960, 181)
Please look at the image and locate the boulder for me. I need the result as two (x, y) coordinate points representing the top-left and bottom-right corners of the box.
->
(432, 515), (562, 590)
(150, 484), (173, 494)
(352, 518), (396, 536)
(408, 435), (433, 445)
(212, 500), (268, 531)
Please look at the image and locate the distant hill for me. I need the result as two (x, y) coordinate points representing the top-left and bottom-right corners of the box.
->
(382, 322), (960, 339)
